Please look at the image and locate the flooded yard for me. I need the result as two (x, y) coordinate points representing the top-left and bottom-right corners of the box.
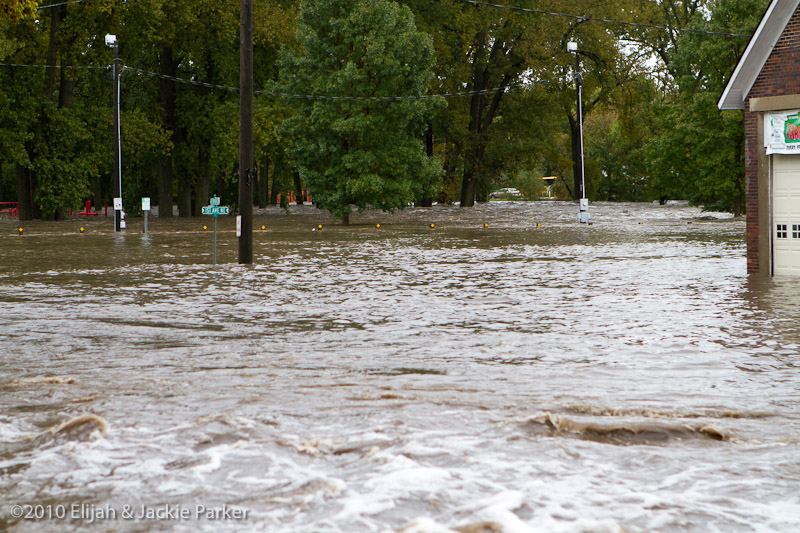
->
(1, 201), (798, 532)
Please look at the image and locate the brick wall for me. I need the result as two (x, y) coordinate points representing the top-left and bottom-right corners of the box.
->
(744, 7), (800, 273)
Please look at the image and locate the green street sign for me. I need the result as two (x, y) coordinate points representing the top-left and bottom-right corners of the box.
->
(209, 196), (221, 207)
(202, 206), (229, 216)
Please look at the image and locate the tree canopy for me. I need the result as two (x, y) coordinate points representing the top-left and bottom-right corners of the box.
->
(279, 0), (441, 221)
(0, 0), (769, 219)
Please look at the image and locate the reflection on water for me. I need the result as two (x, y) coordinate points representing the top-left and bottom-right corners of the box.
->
(1, 202), (799, 532)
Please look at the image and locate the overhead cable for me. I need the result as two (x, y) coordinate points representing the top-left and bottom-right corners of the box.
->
(0, 62), (107, 70)
(37, 0), (90, 9)
(0, 62), (534, 101)
(451, 0), (751, 38)
(123, 66), (532, 101)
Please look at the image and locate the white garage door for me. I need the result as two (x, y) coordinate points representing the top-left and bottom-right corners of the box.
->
(773, 154), (800, 275)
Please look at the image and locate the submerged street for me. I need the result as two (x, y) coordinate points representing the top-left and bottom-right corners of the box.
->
(1, 202), (798, 532)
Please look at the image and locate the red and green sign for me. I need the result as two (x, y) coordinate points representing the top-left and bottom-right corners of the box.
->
(784, 114), (800, 143)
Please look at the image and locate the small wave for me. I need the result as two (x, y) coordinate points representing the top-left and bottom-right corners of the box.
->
(15, 376), (77, 385)
(44, 414), (108, 437)
(392, 518), (503, 533)
(561, 404), (770, 420)
(526, 412), (731, 445)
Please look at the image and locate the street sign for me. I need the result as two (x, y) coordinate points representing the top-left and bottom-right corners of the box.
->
(113, 197), (123, 210)
(203, 197), (229, 266)
(141, 197), (151, 211)
(202, 206), (229, 216)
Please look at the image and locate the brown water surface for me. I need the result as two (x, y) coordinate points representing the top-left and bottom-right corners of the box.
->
(1, 202), (798, 532)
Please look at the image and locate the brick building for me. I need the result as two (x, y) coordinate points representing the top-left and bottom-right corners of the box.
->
(719, 0), (800, 275)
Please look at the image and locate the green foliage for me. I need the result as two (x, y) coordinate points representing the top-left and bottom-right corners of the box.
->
(33, 108), (97, 216)
(279, 0), (442, 220)
(0, 0), (774, 218)
(0, 0), (37, 23)
(640, 0), (767, 214)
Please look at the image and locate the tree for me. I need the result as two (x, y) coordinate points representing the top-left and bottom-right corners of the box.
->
(279, 0), (442, 222)
(640, 0), (768, 215)
(404, 0), (542, 206)
(0, 0), (37, 23)
(1, 0), (116, 219)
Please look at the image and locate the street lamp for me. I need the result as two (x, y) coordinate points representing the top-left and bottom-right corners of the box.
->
(106, 34), (124, 231)
(568, 41), (589, 224)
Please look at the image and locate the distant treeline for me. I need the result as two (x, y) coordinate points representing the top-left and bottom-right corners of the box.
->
(0, 0), (766, 219)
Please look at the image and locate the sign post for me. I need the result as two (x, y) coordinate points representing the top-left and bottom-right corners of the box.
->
(202, 195), (230, 265)
(142, 197), (151, 233)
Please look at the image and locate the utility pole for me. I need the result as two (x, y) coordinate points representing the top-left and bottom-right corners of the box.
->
(106, 34), (123, 232)
(238, 0), (254, 263)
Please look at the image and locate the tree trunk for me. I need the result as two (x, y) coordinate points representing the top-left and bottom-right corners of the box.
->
(157, 44), (180, 218)
(258, 153), (268, 208)
(568, 114), (582, 200)
(58, 69), (76, 109)
(269, 163), (280, 205)
(418, 124), (434, 207)
(293, 170), (303, 205)
(194, 143), (211, 216)
(460, 28), (515, 208)
(460, 164), (478, 207)
(44, 6), (65, 102)
(90, 175), (103, 213)
(16, 164), (37, 221)
(177, 178), (192, 217)
(157, 158), (173, 217)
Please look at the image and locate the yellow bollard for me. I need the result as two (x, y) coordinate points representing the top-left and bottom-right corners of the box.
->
(430, 223), (435, 229)
(203, 225), (208, 231)
(80, 227), (85, 234)
(18, 227), (23, 235)
(261, 225), (266, 231)
(376, 224), (381, 229)
(484, 223), (488, 228)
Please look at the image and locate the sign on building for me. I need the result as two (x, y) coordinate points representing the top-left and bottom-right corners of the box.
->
(765, 110), (800, 154)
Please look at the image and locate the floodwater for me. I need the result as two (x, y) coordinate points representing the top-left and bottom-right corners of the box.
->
(0, 201), (799, 533)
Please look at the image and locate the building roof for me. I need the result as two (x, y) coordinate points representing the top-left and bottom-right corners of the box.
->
(718, 0), (800, 110)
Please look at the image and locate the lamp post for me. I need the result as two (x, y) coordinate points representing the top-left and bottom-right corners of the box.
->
(568, 41), (589, 224)
(106, 34), (124, 231)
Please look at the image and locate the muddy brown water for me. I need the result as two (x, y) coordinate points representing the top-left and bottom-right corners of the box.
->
(1, 202), (799, 532)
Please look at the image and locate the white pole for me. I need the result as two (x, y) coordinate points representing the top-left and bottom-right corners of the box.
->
(117, 56), (122, 214)
(578, 78), (586, 200)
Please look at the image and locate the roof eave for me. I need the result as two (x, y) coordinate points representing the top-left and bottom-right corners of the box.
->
(718, 0), (800, 110)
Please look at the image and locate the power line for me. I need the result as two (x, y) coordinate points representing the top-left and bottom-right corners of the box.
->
(0, 61), (535, 101)
(37, 0), (90, 9)
(0, 62), (107, 70)
(123, 65), (534, 101)
(5, 54), (612, 103)
(451, 0), (751, 38)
